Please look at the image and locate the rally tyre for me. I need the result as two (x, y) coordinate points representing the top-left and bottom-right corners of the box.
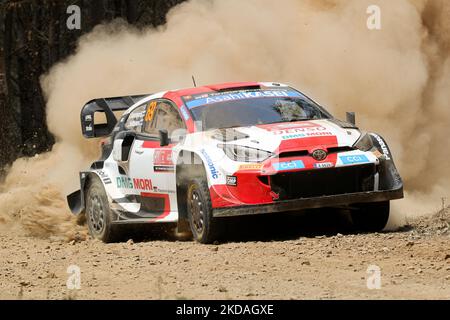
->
(351, 201), (390, 232)
(85, 177), (120, 243)
(187, 178), (222, 244)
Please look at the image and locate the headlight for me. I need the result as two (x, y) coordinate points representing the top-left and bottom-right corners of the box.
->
(353, 132), (374, 151)
(218, 144), (274, 162)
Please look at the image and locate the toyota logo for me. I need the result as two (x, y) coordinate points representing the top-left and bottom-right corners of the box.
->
(312, 149), (327, 161)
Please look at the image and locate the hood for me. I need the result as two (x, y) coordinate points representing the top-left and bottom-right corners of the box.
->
(209, 119), (362, 154)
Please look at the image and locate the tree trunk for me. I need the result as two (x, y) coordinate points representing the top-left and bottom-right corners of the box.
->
(0, 0), (186, 170)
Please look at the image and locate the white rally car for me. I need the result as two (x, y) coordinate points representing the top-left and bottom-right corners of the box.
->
(68, 82), (403, 243)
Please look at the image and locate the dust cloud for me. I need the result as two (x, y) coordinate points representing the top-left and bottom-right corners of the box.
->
(0, 0), (449, 239)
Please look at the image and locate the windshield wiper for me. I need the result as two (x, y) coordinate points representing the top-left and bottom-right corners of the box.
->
(262, 118), (312, 126)
(286, 118), (311, 122)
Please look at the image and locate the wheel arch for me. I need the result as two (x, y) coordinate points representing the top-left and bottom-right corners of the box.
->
(369, 132), (403, 191)
(175, 150), (208, 233)
(67, 170), (110, 217)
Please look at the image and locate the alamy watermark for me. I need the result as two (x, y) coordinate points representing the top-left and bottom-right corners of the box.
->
(66, 265), (81, 290)
(367, 5), (381, 30)
(366, 264), (382, 290)
(67, 5), (81, 30)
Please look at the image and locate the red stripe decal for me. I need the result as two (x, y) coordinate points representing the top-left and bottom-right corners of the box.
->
(140, 192), (171, 221)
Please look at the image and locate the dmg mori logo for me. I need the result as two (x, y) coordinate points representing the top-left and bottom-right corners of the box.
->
(311, 149), (327, 161)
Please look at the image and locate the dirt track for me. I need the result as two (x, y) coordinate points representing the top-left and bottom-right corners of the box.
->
(0, 211), (449, 300)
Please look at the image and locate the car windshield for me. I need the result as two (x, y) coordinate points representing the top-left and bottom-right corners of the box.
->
(183, 89), (331, 131)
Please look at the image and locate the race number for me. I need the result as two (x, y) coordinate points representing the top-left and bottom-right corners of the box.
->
(145, 101), (157, 122)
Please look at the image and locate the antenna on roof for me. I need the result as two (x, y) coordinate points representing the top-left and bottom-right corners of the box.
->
(192, 76), (197, 88)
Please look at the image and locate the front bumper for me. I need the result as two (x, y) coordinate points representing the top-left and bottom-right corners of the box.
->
(213, 186), (403, 218)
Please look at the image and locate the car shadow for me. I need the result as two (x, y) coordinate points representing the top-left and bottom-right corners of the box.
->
(122, 208), (407, 244)
(220, 209), (355, 243)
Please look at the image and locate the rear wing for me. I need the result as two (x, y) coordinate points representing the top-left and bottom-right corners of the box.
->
(81, 95), (148, 138)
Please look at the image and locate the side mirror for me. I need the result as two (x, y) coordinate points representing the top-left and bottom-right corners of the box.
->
(159, 129), (170, 147)
(346, 112), (356, 125)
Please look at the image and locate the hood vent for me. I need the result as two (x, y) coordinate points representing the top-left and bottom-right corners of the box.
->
(278, 150), (309, 158)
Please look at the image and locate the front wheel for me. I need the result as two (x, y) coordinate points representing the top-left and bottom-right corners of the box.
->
(351, 201), (390, 232)
(186, 178), (222, 244)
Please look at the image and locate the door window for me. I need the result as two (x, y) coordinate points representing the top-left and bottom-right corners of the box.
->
(143, 101), (185, 137)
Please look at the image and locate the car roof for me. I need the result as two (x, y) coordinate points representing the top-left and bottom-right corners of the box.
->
(170, 81), (290, 97)
(124, 81), (291, 115)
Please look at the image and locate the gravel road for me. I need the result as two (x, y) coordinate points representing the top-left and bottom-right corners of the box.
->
(1, 210), (449, 300)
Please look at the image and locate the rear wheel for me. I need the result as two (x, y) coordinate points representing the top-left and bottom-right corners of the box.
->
(187, 178), (222, 244)
(85, 177), (120, 243)
(351, 201), (390, 232)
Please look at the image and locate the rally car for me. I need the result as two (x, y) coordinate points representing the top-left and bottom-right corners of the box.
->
(67, 82), (403, 243)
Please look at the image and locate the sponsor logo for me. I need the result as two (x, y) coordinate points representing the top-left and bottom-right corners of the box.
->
(371, 134), (391, 160)
(281, 131), (333, 140)
(98, 170), (112, 184)
(154, 165), (174, 173)
(127, 108), (146, 129)
(133, 178), (153, 191)
(226, 175), (237, 186)
(265, 122), (330, 135)
(184, 90), (302, 109)
(340, 155), (370, 165)
(312, 149), (327, 161)
(126, 120), (143, 128)
(152, 186), (176, 194)
(273, 160), (305, 171)
(239, 163), (263, 171)
(282, 133), (306, 140)
(154, 149), (173, 165)
(116, 176), (153, 191)
(314, 162), (334, 169)
(116, 176), (133, 189)
(306, 131), (333, 137)
(201, 149), (219, 179)
(153, 149), (174, 172)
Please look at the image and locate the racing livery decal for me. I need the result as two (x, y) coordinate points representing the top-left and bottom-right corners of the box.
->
(273, 160), (305, 172)
(201, 149), (219, 180)
(339, 154), (370, 165)
(183, 89), (302, 109)
(153, 149), (174, 173)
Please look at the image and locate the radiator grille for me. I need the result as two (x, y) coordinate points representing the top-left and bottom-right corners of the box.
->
(270, 164), (376, 200)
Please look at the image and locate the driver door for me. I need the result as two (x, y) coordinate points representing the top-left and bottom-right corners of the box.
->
(126, 100), (185, 220)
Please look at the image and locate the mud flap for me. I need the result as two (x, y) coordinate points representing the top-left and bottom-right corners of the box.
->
(67, 190), (83, 215)
(67, 171), (90, 215)
(177, 219), (191, 233)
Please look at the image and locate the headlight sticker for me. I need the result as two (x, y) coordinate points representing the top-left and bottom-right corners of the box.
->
(273, 160), (305, 171)
(339, 155), (370, 165)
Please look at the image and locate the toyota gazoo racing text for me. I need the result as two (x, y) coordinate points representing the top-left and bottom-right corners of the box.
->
(67, 82), (403, 243)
